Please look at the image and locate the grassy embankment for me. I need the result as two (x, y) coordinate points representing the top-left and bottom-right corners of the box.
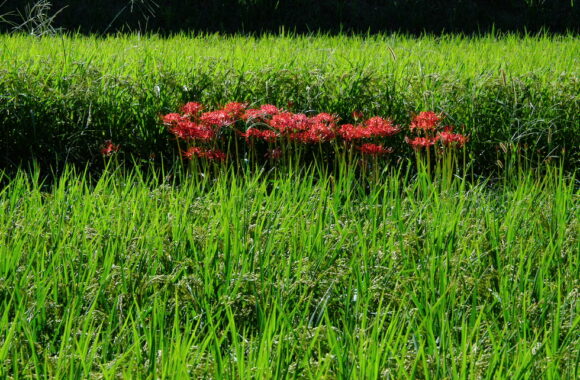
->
(0, 33), (578, 171)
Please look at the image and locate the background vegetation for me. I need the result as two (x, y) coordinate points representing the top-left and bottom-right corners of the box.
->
(0, 33), (578, 173)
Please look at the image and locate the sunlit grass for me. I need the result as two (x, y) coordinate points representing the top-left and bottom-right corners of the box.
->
(2, 33), (577, 77)
(0, 164), (577, 378)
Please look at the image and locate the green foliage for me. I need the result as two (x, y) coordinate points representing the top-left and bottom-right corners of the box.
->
(0, 33), (578, 173)
(0, 165), (578, 377)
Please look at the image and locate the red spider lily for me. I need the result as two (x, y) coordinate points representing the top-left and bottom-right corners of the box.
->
(199, 110), (235, 127)
(260, 104), (280, 115)
(243, 109), (265, 121)
(410, 111), (442, 132)
(101, 140), (120, 156)
(338, 118), (399, 141)
(352, 110), (364, 121)
(269, 112), (311, 134)
(243, 104), (281, 121)
(292, 123), (336, 143)
(181, 102), (204, 117)
(309, 122), (337, 142)
(338, 124), (365, 141)
(311, 112), (339, 125)
(364, 117), (399, 137)
(166, 102), (468, 166)
(223, 102), (247, 118)
(169, 121), (215, 140)
(358, 143), (393, 156)
(183, 146), (226, 161)
(265, 147), (283, 160)
(405, 136), (440, 150)
(183, 146), (205, 159)
(161, 113), (186, 125)
(239, 128), (278, 142)
(204, 149), (227, 161)
(439, 129), (468, 148)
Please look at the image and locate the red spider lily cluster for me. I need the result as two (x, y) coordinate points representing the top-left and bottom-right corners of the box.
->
(358, 143), (394, 156)
(161, 102), (400, 162)
(405, 111), (468, 151)
(100, 140), (120, 156)
(159, 102), (468, 165)
(183, 146), (227, 161)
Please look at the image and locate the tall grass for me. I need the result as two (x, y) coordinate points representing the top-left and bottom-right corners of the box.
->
(0, 164), (577, 377)
(0, 33), (578, 172)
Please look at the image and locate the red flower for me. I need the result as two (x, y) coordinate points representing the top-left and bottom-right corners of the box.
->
(181, 102), (204, 117)
(259, 104), (280, 115)
(101, 140), (120, 156)
(183, 146), (226, 161)
(364, 117), (399, 137)
(205, 149), (227, 161)
(292, 123), (336, 143)
(199, 110), (234, 127)
(169, 121), (215, 141)
(338, 117), (399, 141)
(161, 113), (186, 125)
(239, 128), (278, 142)
(439, 128), (468, 148)
(269, 112), (310, 134)
(358, 143), (393, 156)
(309, 122), (337, 142)
(223, 102), (247, 118)
(352, 110), (364, 121)
(338, 124), (365, 141)
(183, 146), (205, 159)
(243, 104), (281, 121)
(242, 109), (264, 121)
(405, 136), (439, 150)
(311, 112), (338, 125)
(410, 111), (442, 132)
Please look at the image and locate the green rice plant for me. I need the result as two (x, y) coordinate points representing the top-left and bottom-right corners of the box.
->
(0, 163), (577, 378)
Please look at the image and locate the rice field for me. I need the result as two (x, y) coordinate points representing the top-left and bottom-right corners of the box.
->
(0, 33), (579, 378)
(0, 164), (578, 378)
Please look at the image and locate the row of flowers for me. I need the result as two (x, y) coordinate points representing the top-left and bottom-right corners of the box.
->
(102, 102), (468, 162)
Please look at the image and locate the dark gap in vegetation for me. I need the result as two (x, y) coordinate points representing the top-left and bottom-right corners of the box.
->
(0, 0), (578, 35)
